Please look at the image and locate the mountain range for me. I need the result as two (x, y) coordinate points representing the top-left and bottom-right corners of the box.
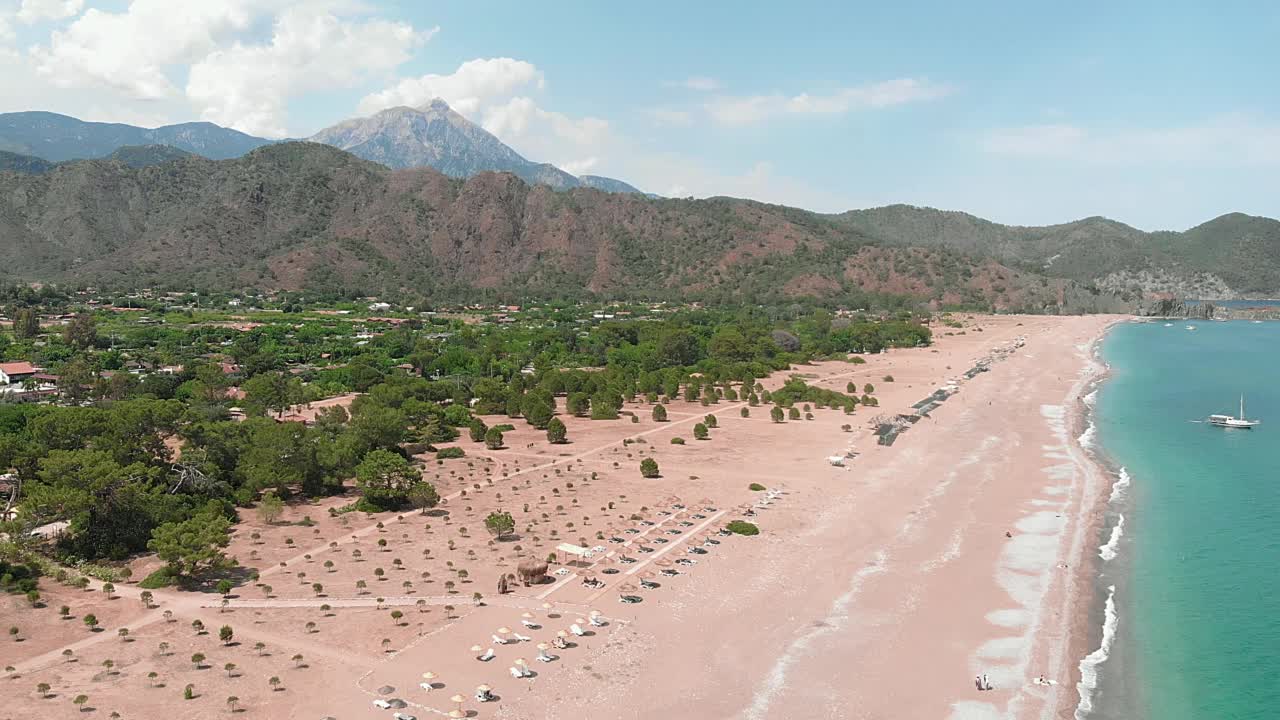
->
(0, 103), (642, 194)
(0, 111), (1276, 306)
(0, 142), (1123, 311)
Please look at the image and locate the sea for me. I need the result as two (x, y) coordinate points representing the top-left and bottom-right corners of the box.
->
(1079, 319), (1280, 720)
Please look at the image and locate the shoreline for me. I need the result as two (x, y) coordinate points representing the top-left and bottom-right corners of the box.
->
(1051, 319), (1125, 720)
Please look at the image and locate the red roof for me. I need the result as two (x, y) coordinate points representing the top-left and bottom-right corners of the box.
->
(0, 362), (38, 375)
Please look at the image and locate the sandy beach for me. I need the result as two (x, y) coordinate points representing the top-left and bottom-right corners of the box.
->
(3, 313), (1120, 720)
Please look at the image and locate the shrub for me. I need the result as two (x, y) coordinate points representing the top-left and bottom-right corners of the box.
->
(467, 418), (487, 443)
(670, 437), (685, 445)
(770, 406), (784, 423)
(726, 521), (760, 536)
(639, 458), (660, 478)
(651, 404), (667, 422)
(883, 375), (894, 382)
(138, 567), (179, 589)
(787, 407), (801, 420)
(484, 428), (505, 450)
(740, 407), (749, 418)
(748, 483), (766, 491)
(546, 417), (567, 444)
(703, 414), (717, 428)
(436, 447), (465, 459)
(693, 423), (709, 440)
(850, 356), (867, 364)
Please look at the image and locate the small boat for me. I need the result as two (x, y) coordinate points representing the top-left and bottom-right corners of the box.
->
(1208, 396), (1260, 429)
(1185, 325), (1197, 331)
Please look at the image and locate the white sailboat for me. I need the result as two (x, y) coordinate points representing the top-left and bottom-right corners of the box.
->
(1208, 395), (1260, 429)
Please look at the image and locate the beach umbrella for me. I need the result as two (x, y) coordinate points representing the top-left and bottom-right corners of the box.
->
(497, 626), (511, 635)
(421, 671), (437, 681)
(589, 609), (602, 617)
(469, 645), (483, 653)
(450, 693), (466, 709)
(575, 617), (587, 624)
(521, 612), (534, 619)
(476, 684), (491, 693)
(556, 630), (568, 640)
(514, 657), (527, 666)
(536, 642), (549, 650)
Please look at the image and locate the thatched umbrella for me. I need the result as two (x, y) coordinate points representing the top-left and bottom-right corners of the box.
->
(521, 612), (535, 621)
(469, 644), (483, 655)
(618, 582), (639, 594)
(377, 685), (395, 695)
(655, 557), (673, 567)
(497, 626), (511, 635)
(450, 693), (466, 711)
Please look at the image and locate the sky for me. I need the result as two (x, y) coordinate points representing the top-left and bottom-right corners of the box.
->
(1, 0), (1277, 230)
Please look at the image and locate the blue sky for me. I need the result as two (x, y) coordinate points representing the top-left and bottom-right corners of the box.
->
(1, 0), (1277, 230)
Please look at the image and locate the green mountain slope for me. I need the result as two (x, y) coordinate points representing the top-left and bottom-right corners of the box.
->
(0, 142), (1115, 311)
(834, 204), (1280, 298)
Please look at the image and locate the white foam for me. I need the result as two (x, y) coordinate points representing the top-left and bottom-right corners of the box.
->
(1078, 423), (1096, 450)
(949, 700), (1002, 720)
(1108, 467), (1131, 503)
(1098, 514), (1124, 562)
(1074, 585), (1118, 719)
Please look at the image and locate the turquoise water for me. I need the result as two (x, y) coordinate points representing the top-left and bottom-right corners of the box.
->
(1091, 321), (1280, 720)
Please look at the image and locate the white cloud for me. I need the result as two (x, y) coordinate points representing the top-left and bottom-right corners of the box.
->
(705, 78), (953, 126)
(186, 7), (425, 137)
(982, 117), (1280, 167)
(17, 0), (84, 23)
(357, 57), (542, 116)
(30, 0), (260, 100)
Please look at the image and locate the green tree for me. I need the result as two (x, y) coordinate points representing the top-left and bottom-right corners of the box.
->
(770, 406), (785, 423)
(651, 404), (667, 422)
(257, 491), (284, 524)
(639, 458), (660, 478)
(467, 418), (487, 443)
(354, 449), (419, 511)
(408, 482), (440, 514)
(219, 625), (234, 645)
(704, 414), (717, 428)
(11, 307), (40, 339)
(147, 508), (231, 577)
(566, 392), (590, 416)
(73, 694), (89, 711)
(484, 511), (515, 539)
(788, 407), (801, 420)
(242, 372), (301, 418)
(62, 313), (97, 349)
(693, 423), (709, 440)
(483, 427), (504, 450)
(545, 417), (567, 444)
(83, 614), (99, 631)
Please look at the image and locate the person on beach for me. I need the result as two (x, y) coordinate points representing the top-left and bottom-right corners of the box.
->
(975, 676), (983, 691)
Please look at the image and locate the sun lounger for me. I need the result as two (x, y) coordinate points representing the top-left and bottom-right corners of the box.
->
(492, 634), (508, 644)
(509, 666), (522, 679)
(419, 682), (433, 691)
(478, 648), (495, 661)
(589, 616), (606, 627)
(521, 620), (540, 629)
(537, 650), (555, 662)
(570, 623), (586, 636)
(513, 632), (532, 642)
